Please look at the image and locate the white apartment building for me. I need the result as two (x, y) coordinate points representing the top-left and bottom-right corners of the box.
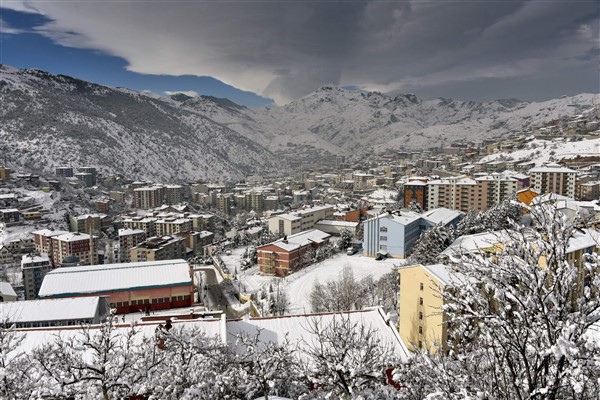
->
(529, 165), (577, 198)
(268, 205), (334, 236)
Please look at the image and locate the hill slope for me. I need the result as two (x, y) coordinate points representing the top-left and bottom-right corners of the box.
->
(0, 65), (279, 182)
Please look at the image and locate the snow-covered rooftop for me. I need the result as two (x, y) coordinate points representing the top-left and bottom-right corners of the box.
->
(263, 229), (330, 252)
(0, 297), (103, 323)
(0, 282), (17, 297)
(38, 259), (192, 297)
(422, 208), (463, 226)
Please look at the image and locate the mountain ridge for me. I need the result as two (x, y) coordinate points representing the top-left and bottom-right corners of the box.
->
(1, 65), (597, 175)
(0, 65), (279, 182)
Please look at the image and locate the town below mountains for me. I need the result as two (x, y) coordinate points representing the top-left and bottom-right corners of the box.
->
(0, 64), (597, 181)
(1, 66), (600, 399)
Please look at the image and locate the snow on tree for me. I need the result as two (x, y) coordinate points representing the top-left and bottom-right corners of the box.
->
(408, 197), (522, 265)
(0, 323), (40, 399)
(32, 313), (152, 399)
(309, 267), (399, 313)
(226, 329), (304, 400)
(300, 313), (400, 399)
(407, 223), (456, 266)
(395, 203), (600, 399)
(144, 325), (228, 399)
(338, 229), (354, 251)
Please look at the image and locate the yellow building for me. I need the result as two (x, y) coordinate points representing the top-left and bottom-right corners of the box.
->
(398, 264), (457, 353)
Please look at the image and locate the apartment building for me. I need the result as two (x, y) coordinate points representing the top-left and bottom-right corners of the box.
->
(50, 232), (98, 266)
(188, 214), (215, 232)
(118, 228), (147, 262)
(164, 185), (183, 205)
(427, 174), (518, 212)
(529, 165), (577, 198)
(121, 217), (157, 237)
(130, 235), (186, 262)
(55, 167), (74, 178)
(69, 213), (111, 234)
(216, 193), (232, 215)
(133, 186), (165, 209)
(267, 205), (334, 236)
(21, 254), (52, 300)
(0, 209), (20, 223)
(353, 172), (375, 190)
(398, 264), (455, 352)
(246, 190), (265, 212)
(32, 229), (70, 254)
(0, 166), (11, 181)
(403, 178), (429, 210)
(155, 218), (193, 237)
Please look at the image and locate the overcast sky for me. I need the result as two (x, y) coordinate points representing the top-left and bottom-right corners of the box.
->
(1, 1), (598, 106)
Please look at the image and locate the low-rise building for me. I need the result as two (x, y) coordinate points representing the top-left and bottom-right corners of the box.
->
(0, 208), (20, 223)
(38, 259), (193, 314)
(257, 229), (331, 276)
(0, 297), (110, 328)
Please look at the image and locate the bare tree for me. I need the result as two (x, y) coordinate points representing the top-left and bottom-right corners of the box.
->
(300, 313), (400, 399)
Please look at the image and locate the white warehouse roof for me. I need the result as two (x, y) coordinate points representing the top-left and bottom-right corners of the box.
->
(38, 259), (191, 297)
(0, 297), (103, 324)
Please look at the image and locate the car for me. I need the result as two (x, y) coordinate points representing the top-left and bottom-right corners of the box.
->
(346, 247), (357, 255)
(225, 250), (232, 256)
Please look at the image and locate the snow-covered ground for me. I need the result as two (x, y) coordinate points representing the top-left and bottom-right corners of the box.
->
(229, 250), (401, 315)
(481, 138), (600, 167)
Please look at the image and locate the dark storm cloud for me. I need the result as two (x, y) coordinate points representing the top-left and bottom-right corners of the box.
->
(2, 0), (598, 103)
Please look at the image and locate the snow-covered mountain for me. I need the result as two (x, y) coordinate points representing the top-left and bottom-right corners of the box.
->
(0, 65), (279, 182)
(249, 86), (598, 158)
(172, 85), (597, 165)
(1, 65), (596, 178)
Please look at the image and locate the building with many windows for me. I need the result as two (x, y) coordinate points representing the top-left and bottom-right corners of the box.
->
(118, 229), (147, 263)
(267, 205), (334, 236)
(257, 229), (331, 276)
(133, 186), (165, 209)
(529, 164), (577, 198)
(129, 235), (186, 262)
(21, 254), (52, 300)
(49, 232), (98, 267)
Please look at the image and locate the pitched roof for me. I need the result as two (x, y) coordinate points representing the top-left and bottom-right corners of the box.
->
(0, 297), (102, 323)
(38, 259), (191, 297)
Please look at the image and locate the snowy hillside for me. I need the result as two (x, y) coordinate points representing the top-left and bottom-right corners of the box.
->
(0, 65), (280, 182)
(1, 65), (597, 174)
(481, 137), (600, 167)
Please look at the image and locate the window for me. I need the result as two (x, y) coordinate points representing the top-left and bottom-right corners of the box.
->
(419, 312), (423, 320)
(419, 297), (423, 305)
(379, 245), (387, 251)
(418, 340), (423, 348)
(420, 282), (424, 291)
(418, 326), (423, 334)
(379, 227), (388, 232)
(380, 236), (388, 241)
